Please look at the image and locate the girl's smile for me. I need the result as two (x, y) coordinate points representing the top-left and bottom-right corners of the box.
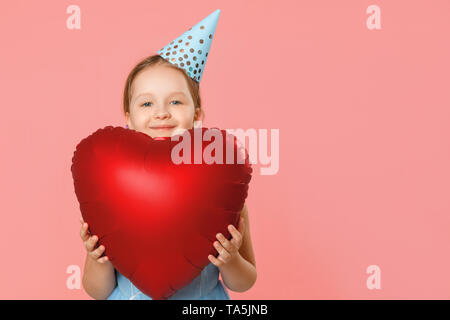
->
(150, 125), (177, 130)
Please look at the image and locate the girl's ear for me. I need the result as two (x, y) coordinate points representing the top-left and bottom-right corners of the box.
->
(125, 112), (131, 128)
(194, 107), (201, 121)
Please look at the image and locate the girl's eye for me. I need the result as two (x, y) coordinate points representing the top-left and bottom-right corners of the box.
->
(141, 100), (181, 107)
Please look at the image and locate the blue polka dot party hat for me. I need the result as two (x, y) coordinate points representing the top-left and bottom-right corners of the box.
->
(157, 9), (220, 82)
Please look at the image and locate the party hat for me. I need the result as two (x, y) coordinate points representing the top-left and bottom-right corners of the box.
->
(157, 9), (220, 82)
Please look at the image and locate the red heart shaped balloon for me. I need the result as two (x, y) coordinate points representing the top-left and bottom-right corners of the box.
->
(71, 126), (252, 300)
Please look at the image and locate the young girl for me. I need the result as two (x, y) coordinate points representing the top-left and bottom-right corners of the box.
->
(79, 10), (256, 300)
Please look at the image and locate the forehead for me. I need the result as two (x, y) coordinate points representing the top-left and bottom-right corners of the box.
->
(131, 65), (190, 100)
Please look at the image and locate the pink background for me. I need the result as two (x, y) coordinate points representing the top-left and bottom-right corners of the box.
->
(1, 0), (449, 299)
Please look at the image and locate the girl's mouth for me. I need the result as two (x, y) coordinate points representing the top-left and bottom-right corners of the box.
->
(150, 126), (176, 130)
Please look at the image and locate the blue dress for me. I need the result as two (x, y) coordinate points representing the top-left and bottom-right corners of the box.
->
(106, 262), (231, 300)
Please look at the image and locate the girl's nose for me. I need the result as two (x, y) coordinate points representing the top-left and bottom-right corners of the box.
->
(152, 106), (171, 120)
(153, 112), (170, 120)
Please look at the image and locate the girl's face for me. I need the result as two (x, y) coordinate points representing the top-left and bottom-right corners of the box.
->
(126, 64), (200, 139)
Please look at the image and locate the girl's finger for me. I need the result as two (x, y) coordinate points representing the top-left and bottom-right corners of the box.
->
(227, 225), (243, 247)
(90, 245), (105, 260)
(208, 254), (224, 267)
(213, 241), (232, 261)
(98, 256), (109, 264)
(85, 235), (98, 252)
(80, 223), (89, 241)
(216, 234), (236, 254)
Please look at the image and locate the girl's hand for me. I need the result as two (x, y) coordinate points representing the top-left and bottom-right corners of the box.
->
(79, 216), (109, 264)
(208, 217), (245, 267)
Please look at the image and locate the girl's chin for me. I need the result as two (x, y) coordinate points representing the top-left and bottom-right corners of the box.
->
(146, 127), (189, 139)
